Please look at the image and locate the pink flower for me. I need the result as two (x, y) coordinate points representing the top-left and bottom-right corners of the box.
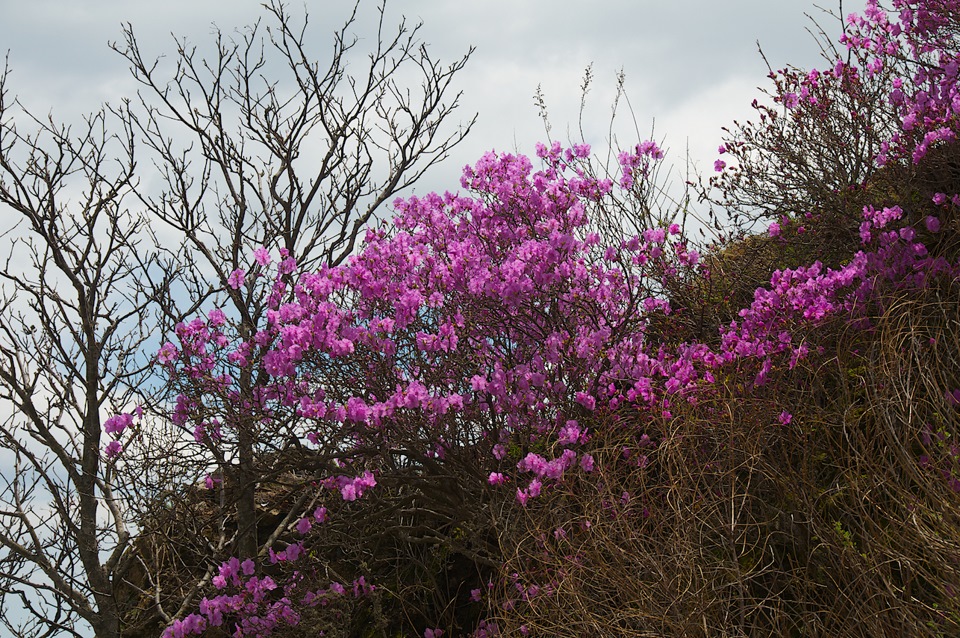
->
(768, 221), (781, 237)
(488, 472), (507, 485)
(345, 397), (368, 423)
(580, 454), (595, 472)
(340, 484), (357, 501)
(207, 308), (226, 327)
(279, 256), (297, 275)
(314, 506), (328, 523)
(157, 341), (179, 364)
(164, 614), (206, 638)
(638, 140), (663, 158)
(227, 269), (246, 290)
(778, 411), (793, 425)
(104, 440), (122, 459)
(558, 420), (581, 445)
(575, 391), (596, 411)
(254, 246), (271, 267)
(285, 542), (303, 562)
(714, 159), (726, 172)
(644, 227), (666, 244)
(527, 478), (542, 498)
(104, 413), (133, 435)
(926, 216), (941, 232)
(296, 517), (312, 535)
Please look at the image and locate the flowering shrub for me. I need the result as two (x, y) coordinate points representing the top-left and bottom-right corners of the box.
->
(162, 140), (693, 514)
(157, 135), (960, 636)
(151, 2), (960, 635)
(158, 139), (701, 635)
(841, 0), (960, 164)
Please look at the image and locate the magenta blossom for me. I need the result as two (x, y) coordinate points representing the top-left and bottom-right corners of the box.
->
(254, 246), (272, 267)
(103, 440), (122, 459)
(157, 341), (179, 364)
(227, 269), (246, 290)
(104, 413), (133, 435)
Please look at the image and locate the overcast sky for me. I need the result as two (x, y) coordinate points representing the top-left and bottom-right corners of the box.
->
(0, 0), (841, 198)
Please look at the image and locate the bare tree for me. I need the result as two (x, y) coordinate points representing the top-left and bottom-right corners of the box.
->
(0, 1), (473, 635)
(0, 56), (163, 636)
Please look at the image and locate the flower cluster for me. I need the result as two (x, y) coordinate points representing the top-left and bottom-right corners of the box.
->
(102, 405), (142, 460)
(164, 141), (704, 509)
(163, 551), (375, 638)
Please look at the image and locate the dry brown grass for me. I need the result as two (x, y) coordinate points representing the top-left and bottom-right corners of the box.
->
(482, 272), (960, 637)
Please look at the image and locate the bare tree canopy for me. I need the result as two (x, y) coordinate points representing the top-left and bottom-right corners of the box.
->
(0, 1), (473, 636)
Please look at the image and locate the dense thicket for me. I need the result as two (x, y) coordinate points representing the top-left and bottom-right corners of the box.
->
(4, 1), (960, 637)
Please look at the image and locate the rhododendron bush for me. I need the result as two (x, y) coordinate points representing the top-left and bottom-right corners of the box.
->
(157, 148), (960, 635)
(145, 2), (960, 636)
(157, 140), (704, 635)
(164, 141), (689, 475)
